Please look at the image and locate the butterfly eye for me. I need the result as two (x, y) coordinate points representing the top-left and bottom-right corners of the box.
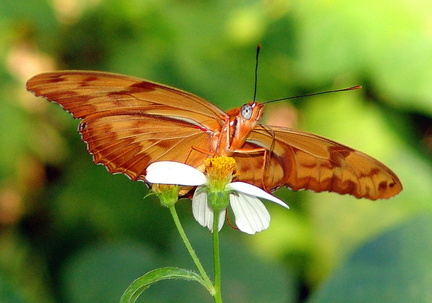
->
(241, 104), (253, 120)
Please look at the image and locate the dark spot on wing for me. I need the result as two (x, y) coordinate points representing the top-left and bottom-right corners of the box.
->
(378, 181), (388, 191)
(48, 75), (66, 83)
(328, 146), (353, 167)
(369, 168), (380, 176)
(129, 81), (157, 92)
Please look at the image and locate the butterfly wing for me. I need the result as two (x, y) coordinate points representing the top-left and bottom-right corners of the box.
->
(26, 71), (227, 180)
(27, 71), (402, 199)
(233, 125), (402, 200)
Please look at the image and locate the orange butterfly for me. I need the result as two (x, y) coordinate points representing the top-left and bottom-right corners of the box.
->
(26, 71), (402, 200)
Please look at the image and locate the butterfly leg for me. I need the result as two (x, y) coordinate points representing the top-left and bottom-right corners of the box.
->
(229, 146), (274, 192)
(190, 145), (214, 156)
(181, 145), (214, 173)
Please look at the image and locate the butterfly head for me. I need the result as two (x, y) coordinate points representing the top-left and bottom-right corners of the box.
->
(229, 101), (264, 141)
(240, 101), (264, 123)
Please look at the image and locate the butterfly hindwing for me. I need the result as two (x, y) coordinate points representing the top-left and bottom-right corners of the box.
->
(79, 114), (211, 180)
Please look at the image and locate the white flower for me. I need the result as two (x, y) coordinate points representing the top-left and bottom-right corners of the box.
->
(146, 161), (289, 235)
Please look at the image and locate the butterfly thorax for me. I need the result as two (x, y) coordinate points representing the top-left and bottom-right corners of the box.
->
(215, 102), (265, 156)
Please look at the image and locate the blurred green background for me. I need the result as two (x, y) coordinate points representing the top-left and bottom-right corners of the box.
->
(1, 0), (431, 302)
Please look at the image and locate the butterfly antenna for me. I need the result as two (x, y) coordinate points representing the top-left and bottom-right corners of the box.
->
(253, 44), (261, 102)
(263, 85), (362, 104)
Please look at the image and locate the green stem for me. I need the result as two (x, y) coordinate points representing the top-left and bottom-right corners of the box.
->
(212, 211), (223, 303)
(168, 205), (214, 294)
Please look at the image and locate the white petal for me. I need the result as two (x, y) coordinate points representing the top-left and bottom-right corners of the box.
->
(146, 161), (207, 186)
(230, 193), (270, 234)
(192, 188), (225, 232)
(228, 182), (289, 209)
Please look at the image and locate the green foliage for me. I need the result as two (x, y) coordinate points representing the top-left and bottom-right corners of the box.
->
(309, 214), (432, 303)
(0, 0), (431, 302)
(120, 267), (209, 303)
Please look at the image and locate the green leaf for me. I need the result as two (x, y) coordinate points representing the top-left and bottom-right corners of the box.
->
(120, 267), (210, 303)
(308, 214), (432, 303)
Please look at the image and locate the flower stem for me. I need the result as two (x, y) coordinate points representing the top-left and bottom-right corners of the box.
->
(212, 211), (223, 303)
(168, 205), (214, 294)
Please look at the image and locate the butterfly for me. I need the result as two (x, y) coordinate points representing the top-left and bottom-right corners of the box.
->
(26, 70), (402, 200)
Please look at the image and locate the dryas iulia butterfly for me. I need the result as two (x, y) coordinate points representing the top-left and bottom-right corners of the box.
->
(26, 71), (402, 200)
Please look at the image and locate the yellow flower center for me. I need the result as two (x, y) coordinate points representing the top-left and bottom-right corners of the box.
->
(204, 156), (237, 191)
(203, 156), (237, 212)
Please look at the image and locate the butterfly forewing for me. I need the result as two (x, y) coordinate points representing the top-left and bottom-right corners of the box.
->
(235, 125), (402, 200)
(26, 71), (227, 126)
